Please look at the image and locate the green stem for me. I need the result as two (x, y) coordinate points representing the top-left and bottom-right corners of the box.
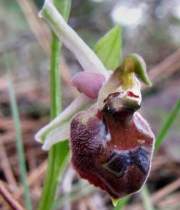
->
(141, 186), (155, 210)
(37, 1), (71, 210)
(50, 34), (62, 117)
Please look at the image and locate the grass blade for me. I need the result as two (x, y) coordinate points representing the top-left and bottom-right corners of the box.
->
(155, 100), (180, 150)
(6, 59), (32, 210)
(140, 100), (180, 210)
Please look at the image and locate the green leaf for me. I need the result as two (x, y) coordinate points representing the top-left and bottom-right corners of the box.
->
(6, 56), (32, 210)
(94, 25), (122, 70)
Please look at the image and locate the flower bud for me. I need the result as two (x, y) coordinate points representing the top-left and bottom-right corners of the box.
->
(72, 72), (105, 99)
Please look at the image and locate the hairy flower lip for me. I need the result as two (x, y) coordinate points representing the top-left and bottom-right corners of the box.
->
(70, 106), (155, 199)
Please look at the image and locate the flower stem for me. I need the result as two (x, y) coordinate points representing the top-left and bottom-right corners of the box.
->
(50, 33), (62, 117)
(37, 1), (71, 210)
(141, 186), (156, 210)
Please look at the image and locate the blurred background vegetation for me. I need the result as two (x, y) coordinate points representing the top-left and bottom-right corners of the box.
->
(0, 0), (180, 210)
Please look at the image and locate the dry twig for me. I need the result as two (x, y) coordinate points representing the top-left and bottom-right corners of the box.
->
(152, 178), (180, 203)
(0, 180), (25, 210)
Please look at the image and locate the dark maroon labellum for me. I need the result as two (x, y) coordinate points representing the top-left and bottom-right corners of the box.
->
(70, 96), (154, 199)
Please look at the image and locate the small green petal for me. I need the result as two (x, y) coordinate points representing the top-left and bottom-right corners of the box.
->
(124, 54), (152, 86)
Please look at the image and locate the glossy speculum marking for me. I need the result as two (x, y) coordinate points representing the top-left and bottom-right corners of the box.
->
(104, 147), (150, 177)
(70, 104), (154, 199)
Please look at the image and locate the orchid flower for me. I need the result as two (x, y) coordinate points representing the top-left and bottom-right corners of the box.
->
(35, 0), (155, 199)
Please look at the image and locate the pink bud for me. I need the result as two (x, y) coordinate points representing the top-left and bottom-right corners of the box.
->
(72, 72), (105, 99)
